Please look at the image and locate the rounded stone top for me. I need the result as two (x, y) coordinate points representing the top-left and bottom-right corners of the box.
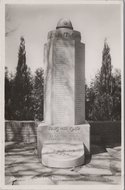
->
(56, 18), (73, 30)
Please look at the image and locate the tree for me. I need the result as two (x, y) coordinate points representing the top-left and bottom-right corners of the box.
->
(13, 37), (33, 120)
(5, 67), (11, 119)
(85, 83), (95, 120)
(32, 68), (44, 121)
(5, 67), (16, 119)
(91, 40), (113, 120)
(86, 40), (121, 121)
(100, 39), (112, 94)
(111, 69), (121, 120)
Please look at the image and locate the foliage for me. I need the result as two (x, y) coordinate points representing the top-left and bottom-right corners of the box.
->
(111, 69), (121, 120)
(86, 41), (121, 121)
(6, 37), (34, 120)
(32, 68), (44, 120)
(5, 67), (14, 119)
(100, 40), (112, 94)
(5, 37), (44, 121)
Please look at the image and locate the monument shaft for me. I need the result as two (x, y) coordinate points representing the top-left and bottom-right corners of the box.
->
(44, 28), (85, 126)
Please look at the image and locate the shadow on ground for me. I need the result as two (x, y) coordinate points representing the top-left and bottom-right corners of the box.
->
(5, 142), (121, 185)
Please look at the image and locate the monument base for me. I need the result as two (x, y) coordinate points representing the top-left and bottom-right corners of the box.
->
(37, 122), (90, 168)
(42, 143), (85, 168)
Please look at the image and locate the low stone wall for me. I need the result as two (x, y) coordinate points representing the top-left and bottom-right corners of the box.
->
(5, 121), (37, 143)
(5, 121), (121, 146)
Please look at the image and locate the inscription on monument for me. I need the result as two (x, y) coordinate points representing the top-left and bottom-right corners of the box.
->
(52, 39), (74, 125)
(75, 43), (85, 124)
(38, 124), (88, 143)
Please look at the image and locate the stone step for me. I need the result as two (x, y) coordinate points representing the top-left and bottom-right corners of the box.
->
(42, 143), (85, 168)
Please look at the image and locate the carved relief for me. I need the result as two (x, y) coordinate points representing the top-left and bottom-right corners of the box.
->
(63, 32), (69, 38)
(48, 30), (81, 41)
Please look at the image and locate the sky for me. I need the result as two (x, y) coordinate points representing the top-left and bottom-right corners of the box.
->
(5, 3), (122, 84)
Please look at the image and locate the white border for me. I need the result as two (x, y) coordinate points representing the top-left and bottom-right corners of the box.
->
(0, 0), (124, 189)
(0, 0), (5, 188)
(1, 0), (124, 4)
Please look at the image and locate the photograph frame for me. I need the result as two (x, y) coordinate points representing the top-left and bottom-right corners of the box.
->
(0, 0), (124, 189)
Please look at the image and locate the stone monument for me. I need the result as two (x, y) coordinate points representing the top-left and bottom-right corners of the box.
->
(37, 18), (90, 168)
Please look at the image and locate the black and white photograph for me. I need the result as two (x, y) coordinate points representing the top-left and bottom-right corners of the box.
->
(0, 0), (124, 189)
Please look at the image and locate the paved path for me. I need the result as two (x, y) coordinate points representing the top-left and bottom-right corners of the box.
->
(5, 142), (121, 185)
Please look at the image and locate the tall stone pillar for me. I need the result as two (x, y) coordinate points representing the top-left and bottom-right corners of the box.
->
(44, 20), (85, 126)
(37, 19), (90, 168)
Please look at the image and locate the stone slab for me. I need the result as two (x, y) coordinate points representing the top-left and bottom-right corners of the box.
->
(78, 166), (112, 175)
(14, 177), (55, 185)
(5, 143), (121, 185)
(37, 122), (90, 158)
(42, 143), (85, 168)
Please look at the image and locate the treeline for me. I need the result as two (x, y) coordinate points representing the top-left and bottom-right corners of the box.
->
(5, 37), (121, 121)
(5, 37), (44, 121)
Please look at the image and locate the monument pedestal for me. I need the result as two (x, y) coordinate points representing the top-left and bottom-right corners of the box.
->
(37, 122), (90, 168)
(42, 143), (85, 168)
